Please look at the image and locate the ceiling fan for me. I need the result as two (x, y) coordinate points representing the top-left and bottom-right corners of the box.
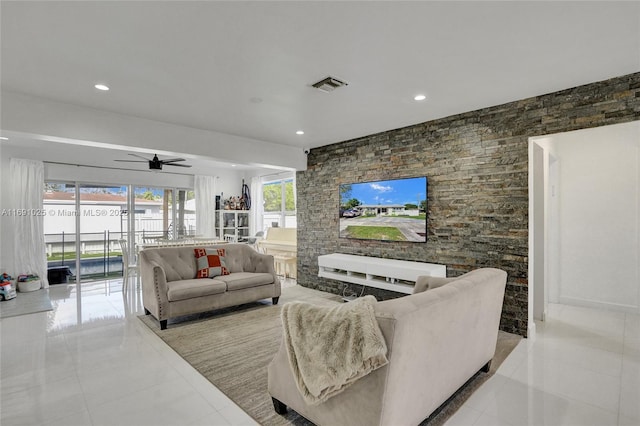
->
(115, 154), (192, 170)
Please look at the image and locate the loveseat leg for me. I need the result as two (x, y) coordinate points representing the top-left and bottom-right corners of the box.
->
(272, 297), (280, 305)
(481, 360), (492, 373)
(160, 320), (168, 330)
(272, 397), (287, 415)
(144, 308), (151, 315)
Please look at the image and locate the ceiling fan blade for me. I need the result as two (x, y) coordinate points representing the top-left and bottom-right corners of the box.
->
(114, 159), (147, 163)
(161, 158), (186, 163)
(165, 163), (192, 168)
(128, 153), (150, 161)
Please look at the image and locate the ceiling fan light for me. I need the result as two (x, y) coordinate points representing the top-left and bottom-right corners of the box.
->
(115, 153), (191, 170)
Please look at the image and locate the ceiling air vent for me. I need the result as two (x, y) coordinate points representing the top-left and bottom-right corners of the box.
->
(311, 76), (349, 93)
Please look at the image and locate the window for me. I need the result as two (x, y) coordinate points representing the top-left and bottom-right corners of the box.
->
(262, 177), (296, 229)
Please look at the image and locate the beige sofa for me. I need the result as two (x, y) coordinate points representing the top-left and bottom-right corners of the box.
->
(140, 243), (280, 330)
(267, 268), (507, 426)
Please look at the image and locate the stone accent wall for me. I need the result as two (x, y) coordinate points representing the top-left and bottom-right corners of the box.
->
(297, 72), (640, 337)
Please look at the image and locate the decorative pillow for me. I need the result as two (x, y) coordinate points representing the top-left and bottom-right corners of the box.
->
(194, 248), (230, 278)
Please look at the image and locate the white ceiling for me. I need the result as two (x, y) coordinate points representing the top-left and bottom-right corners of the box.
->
(1, 1), (639, 170)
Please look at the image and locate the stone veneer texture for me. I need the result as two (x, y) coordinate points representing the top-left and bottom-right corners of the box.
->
(296, 72), (640, 337)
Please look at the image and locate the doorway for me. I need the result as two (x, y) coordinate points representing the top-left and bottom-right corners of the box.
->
(529, 121), (640, 336)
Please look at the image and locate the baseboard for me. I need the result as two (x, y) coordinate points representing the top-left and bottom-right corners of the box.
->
(558, 296), (639, 314)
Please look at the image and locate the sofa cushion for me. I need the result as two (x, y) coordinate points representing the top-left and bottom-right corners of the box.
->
(216, 272), (275, 291)
(167, 278), (226, 302)
(194, 248), (230, 278)
(140, 247), (199, 282)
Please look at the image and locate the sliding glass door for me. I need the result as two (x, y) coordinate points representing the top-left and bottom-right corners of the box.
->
(43, 182), (77, 283)
(78, 184), (128, 281)
(133, 187), (195, 244)
(44, 183), (130, 284)
(44, 182), (194, 285)
(133, 187), (168, 243)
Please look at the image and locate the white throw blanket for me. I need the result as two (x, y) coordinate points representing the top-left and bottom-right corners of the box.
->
(281, 295), (389, 405)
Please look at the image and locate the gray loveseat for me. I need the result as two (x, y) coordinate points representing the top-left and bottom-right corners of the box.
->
(268, 268), (506, 426)
(140, 243), (280, 329)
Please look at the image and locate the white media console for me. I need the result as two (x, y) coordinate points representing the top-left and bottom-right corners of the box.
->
(317, 253), (446, 295)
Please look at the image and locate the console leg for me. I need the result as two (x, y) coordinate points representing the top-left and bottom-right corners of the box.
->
(481, 360), (492, 373)
(272, 397), (287, 415)
(160, 320), (168, 330)
(272, 297), (280, 305)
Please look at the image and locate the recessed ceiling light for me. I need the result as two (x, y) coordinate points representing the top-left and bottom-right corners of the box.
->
(94, 84), (110, 91)
(296, 130), (305, 135)
(414, 94), (426, 101)
(0, 137), (8, 140)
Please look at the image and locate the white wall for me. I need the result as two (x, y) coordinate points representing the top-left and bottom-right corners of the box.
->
(0, 142), (6, 274)
(547, 154), (560, 304)
(532, 143), (546, 321)
(537, 121), (640, 312)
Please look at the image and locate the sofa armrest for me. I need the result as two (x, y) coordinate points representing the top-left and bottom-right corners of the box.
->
(413, 275), (456, 294)
(140, 259), (170, 320)
(268, 330), (391, 426)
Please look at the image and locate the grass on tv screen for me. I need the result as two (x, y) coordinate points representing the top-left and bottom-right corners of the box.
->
(339, 176), (427, 242)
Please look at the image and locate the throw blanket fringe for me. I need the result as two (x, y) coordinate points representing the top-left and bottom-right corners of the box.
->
(281, 295), (389, 405)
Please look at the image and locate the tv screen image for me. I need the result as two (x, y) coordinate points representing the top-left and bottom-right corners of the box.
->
(339, 176), (427, 242)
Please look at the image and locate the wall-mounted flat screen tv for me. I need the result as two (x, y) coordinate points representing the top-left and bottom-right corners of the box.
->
(339, 176), (427, 242)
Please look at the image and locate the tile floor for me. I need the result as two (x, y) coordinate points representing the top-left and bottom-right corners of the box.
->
(447, 304), (640, 426)
(1, 278), (259, 426)
(1, 278), (639, 426)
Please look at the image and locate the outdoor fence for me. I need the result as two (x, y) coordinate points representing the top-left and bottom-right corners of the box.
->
(44, 219), (197, 281)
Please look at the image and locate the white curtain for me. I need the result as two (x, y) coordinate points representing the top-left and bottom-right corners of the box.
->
(249, 176), (264, 235)
(10, 159), (48, 288)
(195, 175), (217, 238)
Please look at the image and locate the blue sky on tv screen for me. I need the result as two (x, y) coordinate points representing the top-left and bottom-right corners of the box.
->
(341, 177), (427, 206)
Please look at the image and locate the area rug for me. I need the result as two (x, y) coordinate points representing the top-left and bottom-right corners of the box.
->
(139, 286), (521, 426)
(0, 289), (53, 319)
